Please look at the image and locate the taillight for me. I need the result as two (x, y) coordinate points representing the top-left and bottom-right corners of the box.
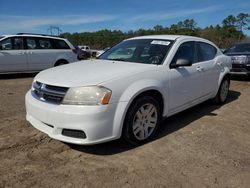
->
(72, 48), (77, 54)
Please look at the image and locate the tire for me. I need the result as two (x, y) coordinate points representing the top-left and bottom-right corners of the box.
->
(213, 77), (230, 104)
(123, 95), (161, 145)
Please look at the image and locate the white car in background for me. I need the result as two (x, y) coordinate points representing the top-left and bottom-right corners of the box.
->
(25, 35), (232, 145)
(0, 33), (78, 73)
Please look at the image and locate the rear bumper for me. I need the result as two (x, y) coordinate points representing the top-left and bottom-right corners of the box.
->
(25, 90), (123, 145)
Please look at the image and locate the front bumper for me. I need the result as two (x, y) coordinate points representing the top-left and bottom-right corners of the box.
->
(25, 90), (121, 145)
(230, 63), (250, 75)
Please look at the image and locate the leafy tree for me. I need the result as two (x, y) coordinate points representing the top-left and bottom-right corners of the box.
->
(222, 15), (237, 27)
(236, 13), (250, 32)
(183, 19), (197, 30)
(60, 13), (249, 49)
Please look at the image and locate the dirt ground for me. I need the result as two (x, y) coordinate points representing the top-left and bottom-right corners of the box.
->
(0, 74), (249, 188)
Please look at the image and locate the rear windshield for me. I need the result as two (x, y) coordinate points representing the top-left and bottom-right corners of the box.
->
(226, 43), (250, 53)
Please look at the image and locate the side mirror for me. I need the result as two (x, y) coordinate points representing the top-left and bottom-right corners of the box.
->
(170, 58), (192, 69)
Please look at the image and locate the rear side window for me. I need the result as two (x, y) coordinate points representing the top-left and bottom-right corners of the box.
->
(197, 42), (217, 62)
(13, 38), (24, 50)
(39, 39), (53, 49)
(26, 38), (37, 49)
(53, 39), (70, 49)
(26, 37), (53, 49)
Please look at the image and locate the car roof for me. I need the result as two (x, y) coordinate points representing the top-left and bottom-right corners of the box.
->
(0, 34), (66, 40)
(128, 35), (203, 40)
(126, 35), (218, 48)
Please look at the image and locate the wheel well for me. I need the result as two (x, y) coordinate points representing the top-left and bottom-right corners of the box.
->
(221, 74), (231, 85)
(132, 90), (164, 116)
(224, 74), (230, 81)
(54, 59), (69, 66)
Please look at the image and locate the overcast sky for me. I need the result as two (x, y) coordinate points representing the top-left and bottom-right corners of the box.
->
(0, 0), (249, 35)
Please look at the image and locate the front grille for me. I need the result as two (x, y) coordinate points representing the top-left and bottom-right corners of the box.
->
(62, 129), (86, 139)
(32, 81), (68, 104)
(232, 64), (246, 68)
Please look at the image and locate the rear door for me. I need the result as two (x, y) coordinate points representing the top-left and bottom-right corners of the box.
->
(196, 42), (220, 96)
(25, 37), (56, 71)
(0, 37), (27, 72)
(53, 39), (76, 63)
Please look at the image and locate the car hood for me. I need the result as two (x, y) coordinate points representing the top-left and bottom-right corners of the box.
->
(225, 52), (250, 56)
(35, 59), (157, 87)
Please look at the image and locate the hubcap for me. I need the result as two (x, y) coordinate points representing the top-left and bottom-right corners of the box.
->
(132, 103), (158, 140)
(220, 80), (229, 102)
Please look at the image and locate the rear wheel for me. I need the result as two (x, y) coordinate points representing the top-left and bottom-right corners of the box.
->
(54, 60), (68, 66)
(123, 95), (161, 145)
(213, 77), (230, 104)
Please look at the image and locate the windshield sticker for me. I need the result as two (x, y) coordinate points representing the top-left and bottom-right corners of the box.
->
(151, 40), (170, 46)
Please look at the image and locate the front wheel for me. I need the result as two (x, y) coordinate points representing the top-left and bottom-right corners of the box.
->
(213, 77), (230, 104)
(122, 96), (161, 145)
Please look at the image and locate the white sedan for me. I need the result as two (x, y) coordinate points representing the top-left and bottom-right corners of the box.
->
(25, 35), (232, 145)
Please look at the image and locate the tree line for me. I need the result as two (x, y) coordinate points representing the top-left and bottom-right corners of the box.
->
(61, 13), (250, 49)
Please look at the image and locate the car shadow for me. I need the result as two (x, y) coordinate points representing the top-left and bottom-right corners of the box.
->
(69, 90), (241, 155)
(0, 72), (37, 79)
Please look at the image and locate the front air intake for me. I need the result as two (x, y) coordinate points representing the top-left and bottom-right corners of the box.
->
(62, 129), (86, 139)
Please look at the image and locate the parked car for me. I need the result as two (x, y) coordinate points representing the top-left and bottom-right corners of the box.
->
(78, 45), (101, 57)
(224, 43), (250, 76)
(0, 33), (78, 73)
(78, 45), (91, 58)
(75, 46), (91, 60)
(25, 35), (232, 145)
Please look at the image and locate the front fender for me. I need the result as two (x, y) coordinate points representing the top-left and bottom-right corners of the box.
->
(112, 79), (167, 138)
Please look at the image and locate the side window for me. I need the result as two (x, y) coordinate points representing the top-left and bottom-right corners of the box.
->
(26, 38), (38, 49)
(13, 37), (24, 50)
(197, 42), (217, 62)
(0, 38), (12, 50)
(38, 38), (52, 49)
(171, 42), (195, 65)
(54, 40), (70, 49)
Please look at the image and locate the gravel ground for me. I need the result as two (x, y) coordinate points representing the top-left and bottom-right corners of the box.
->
(0, 74), (249, 188)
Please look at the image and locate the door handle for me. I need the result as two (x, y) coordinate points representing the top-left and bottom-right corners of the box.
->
(217, 62), (222, 66)
(196, 66), (204, 72)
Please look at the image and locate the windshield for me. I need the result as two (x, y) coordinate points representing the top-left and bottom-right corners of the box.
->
(98, 39), (174, 65)
(226, 43), (250, 53)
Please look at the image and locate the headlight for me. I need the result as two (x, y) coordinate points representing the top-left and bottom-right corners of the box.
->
(62, 86), (112, 105)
